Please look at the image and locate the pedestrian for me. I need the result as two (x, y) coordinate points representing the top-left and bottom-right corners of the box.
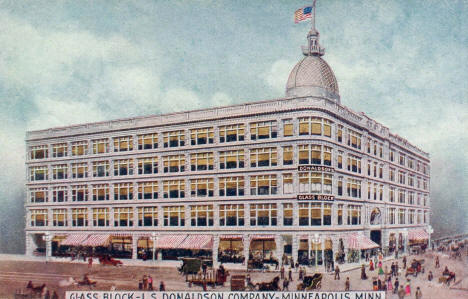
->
(365, 252), (369, 262)
(295, 262), (299, 272)
(288, 267), (293, 281)
(377, 278), (382, 291)
(387, 276), (393, 292)
(394, 277), (399, 294)
(405, 279), (411, 296)
(299, 267), (304, 280)
(159, 281), (165, 291)
(403, 256), (407, 269)
(369, 259), (374, 271)
(52, 291), (59, 299)
(391, 262), (396, 277)
(44, 290), (50, 299)
(202, 263), (207, 276)
(148, 275), (153, 290)
(415, 286), (422, 299)
(345, 277), (350, 291)
(435, 256), (440, 268)
(143, 275), (148, 290)
(282, 278), (289, 291)
(378, 261), (384, 275)
(372, 279), (378, 291)
(361, 264), (367, 280)
(427, 271), (433, 281)
(397, 286), (405, 299)
(88, 256), (93, 268)
(334, 265), (340, 280)
(280, 265), (285, 279)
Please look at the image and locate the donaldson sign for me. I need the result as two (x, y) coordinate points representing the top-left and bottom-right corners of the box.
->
(298, 165), (334, 172)
(297, 194), (334, 201)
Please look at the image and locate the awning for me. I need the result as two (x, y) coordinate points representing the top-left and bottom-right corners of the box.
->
(82, 234), (110, 247)
(61, 234), (89, 246)
(112, 233), (133, 237)
(220, 235), (243, 240)
(408, 229), (429, 241)
(347, 233), (379, 250)
(251, 235), (276, 240)
(156, 235), (187, 249)
(179, 235), (213, 250)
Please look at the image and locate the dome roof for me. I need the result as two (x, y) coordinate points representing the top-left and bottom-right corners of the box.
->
(285, 55), (340, 101)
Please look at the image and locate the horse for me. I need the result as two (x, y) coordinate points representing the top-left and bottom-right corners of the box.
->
(26, 283), (47, 296)
(256, 276), (280, 291)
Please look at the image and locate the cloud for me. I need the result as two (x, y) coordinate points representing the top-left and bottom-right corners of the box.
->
(262, 59), (295, 93)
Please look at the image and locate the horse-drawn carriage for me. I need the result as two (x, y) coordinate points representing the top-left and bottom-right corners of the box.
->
(99, 255), (122, 266)
(297, 273), (322, 291)
(405, 259), (425, 277)
(255, 276), (280, 291)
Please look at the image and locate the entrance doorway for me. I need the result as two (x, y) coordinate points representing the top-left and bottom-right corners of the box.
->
(370, 230), (381, 246)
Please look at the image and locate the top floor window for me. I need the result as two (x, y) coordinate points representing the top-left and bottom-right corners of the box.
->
(347, 130), (361, 149)
(190, 128), (214, 145)
(30, 145), (48, 160)
(138, 133), (158, 150)
(163, 130), (185, 148)
(72, 141), (88, 156)
(250, 121), (277, 140)
(92, 139), (109, 154)
(337, 125), (343, 142)
(399, 153), (405, 166)
(114, 136), (133, 152)
(299, 117), (332, 137)
(283, 119), (293, 137)
(219, 124), (245, 143)
(52, 143), (67, 158)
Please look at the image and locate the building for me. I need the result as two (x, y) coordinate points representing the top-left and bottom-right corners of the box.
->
(24, 8), (431, 269)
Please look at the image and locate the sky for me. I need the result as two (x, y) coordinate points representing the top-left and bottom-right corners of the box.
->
(0, 0), (467, 253)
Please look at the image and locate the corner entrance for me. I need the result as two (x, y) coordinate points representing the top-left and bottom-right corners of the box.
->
(370, 230), (382, 246)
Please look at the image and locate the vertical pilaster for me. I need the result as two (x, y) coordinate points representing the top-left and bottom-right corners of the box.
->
(213, 234), (220, 267)
(292, 234), (299, 264)
(243, 234), (249, 268)
(131, 235), (138, 260)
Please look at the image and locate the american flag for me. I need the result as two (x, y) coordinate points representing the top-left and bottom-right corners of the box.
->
(294, 5), (313, 23)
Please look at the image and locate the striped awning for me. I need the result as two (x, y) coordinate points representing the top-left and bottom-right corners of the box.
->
(408, 229), (429, 241)
(347, 233), (379, 250)
(82, 234), (110, 247)
(220, 235), (243, 240)
(112, 232), (133, 237)
(156, 235), (187, 249)
(251, 235), (276, 240)
(179, 235), (213, 250)
(61, 234), (89, 246)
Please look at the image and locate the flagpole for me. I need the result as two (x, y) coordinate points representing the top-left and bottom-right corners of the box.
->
(312, 0), (317, 30)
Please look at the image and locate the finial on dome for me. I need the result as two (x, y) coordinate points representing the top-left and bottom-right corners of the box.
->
(302, 0), (325, 56)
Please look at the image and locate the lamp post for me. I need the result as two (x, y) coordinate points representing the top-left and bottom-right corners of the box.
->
(42, 232), (51, 263)
(312, 233), (321, 272)
(151, 232), (156, 263)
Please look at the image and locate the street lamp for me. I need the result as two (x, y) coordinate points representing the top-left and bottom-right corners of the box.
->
(42, 232), (51, 263)
(151, 232), (156, 263)
(311, 233), (321, 272)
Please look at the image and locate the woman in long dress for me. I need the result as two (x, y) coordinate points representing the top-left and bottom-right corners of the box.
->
(369, 259), (374, 271)
(405, 279), (411, 296)
(387, 276), (393, 292)
(378, 261), (384, 275)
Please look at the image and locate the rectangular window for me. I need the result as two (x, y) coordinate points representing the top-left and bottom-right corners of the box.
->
(163, 206), (185, 226)
(299, 117), (332, 137)
(138, 157), (158, 174)
(92, 161), (109, 177)
(347, 130), (362, 149)
(250, 203), (277, 226)
(389, 208), (395, 225)
(250, 121), (277, 140)
(71, 208), (87, 227)
(337, 153), (343, 169)
(114, 207), (133, 227)
(299, 172), (332, 194)
(30, 188), (48, 203)
(219, 150), (244, 169)
(163, 155), (185, 173)
(399, 209), (406, 224)
(250, 175), (277, 195)
(92, 139), (108, 154)
(52, 209), (67, 226)
(190, 205), (214, 226)
(113, 136), (133, 152)
(71, 185), (88, 202)
(408, 175), (414, 187)
(346, 155), (361, 173)
(219, 176), (244, 196)
(138, 207), (158, 226)
(389, 187), (395, 202)
(399, 153), (405, 166)
(399, 171), (406, 184)
(398, 189), (405, 203)
(138, 181), (158, 200)
(283, 203), (293, 226)
(52, 164), (68, 180)
(163, 130), (185, 148)
(323, 203), (332, 225)
(409, 209), (415, 224)
(379, 165), (383, 179)
(283, 119), (293, 137)
(390, 150), (395, 162)
(283, 146), (293, 165)
(250, 147), (277, 167)
(298, 203), (322, 226)
(219, 204), (244, 226)
(114, 183), (133, 200)
(52, 143), (67, 158)
(71, 163), (88, 179)
(347, 205), (361, 225)
(114, 159), (134, 176)
(283, 173), (293, 194)
(379, 185), (383, 201)
(346, 179), (361, 198)
(93, 208), (109, 226)
(390, 168), (395, 182)
(163, 180), (185, 198)
(408, 191), (415, 205)
(30, 145), (48, 160)
(52, 186), (67, 202)
(190, 152), (214, 171)
(337, 204), (343, 225)
(337, 177), (343, 196)
(190, 178), (214, 197)
(30, 209), (48, 226)
(190, 127), (214, 145)
(138, 133), (158, 150)
(337, 125), (343, 142)
(92, 184), (109, 201)
(71, 141), (88, 156)
(219, 124), (245, 142)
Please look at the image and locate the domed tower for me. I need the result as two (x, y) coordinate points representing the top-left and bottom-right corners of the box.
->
(286, 3), (340, 103)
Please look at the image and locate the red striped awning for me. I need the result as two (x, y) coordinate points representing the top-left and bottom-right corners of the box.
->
(251, 235), (276, 240)
(112, 233), (133, 237)
(156, 235), (187, 249)
(61, 234), (89, 246)
(220, 235), (243, 240)
(347, 233), (379, 250)
(179, 235), (213, 250)
(82, 234), (110, 247)
(408, 229), (429, 241)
